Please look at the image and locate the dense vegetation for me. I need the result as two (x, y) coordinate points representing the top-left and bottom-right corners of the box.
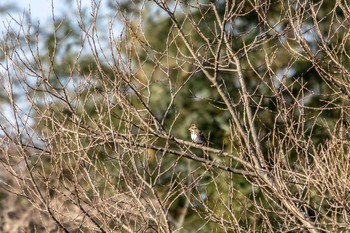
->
(1, 0), (350, 232)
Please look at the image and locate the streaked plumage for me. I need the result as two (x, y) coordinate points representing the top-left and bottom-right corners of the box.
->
(188, 124), (207, 145)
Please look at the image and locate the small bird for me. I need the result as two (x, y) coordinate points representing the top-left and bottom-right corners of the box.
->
(188, 124), (207, 145)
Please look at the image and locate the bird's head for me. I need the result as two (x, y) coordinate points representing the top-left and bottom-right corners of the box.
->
(189, 124), (199, 132)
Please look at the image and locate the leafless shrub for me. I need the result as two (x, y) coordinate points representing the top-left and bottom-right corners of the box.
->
(0, 0), (350, 232)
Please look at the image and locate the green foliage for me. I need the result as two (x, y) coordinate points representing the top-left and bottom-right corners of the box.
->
(3, 0), (350, 231)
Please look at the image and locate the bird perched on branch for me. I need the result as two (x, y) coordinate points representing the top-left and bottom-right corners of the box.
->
(189, 123), (213, 161)
(188, 124), (207, 145)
